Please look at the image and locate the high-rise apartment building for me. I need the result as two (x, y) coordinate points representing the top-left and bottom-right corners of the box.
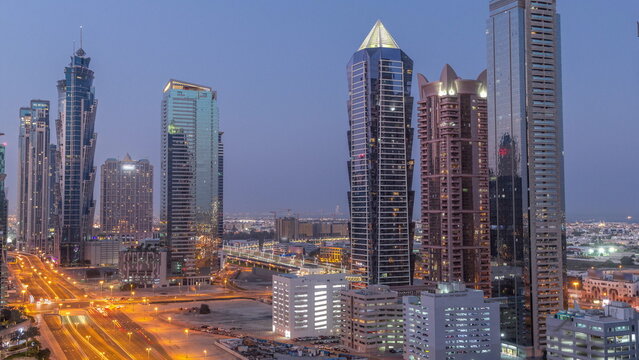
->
(276, 217), (299, 242)
(272, 272), (347, 339)
(100, 155), (153, 241)
(417, 66), (490, 295)
(56, 46), (98, 264)
(487, 0), (566, 357)
(17, 100), (54, 254)
(347, 20), (414, 287)
(161, 79), (222, 279)
(403, 282), (500, 360)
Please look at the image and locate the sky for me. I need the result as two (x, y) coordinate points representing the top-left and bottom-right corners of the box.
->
(1, 0), (638, 222)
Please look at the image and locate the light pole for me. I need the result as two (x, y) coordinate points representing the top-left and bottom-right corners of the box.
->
(184, 329), (190, 358)
(146, 347), (151, 360)
(127, 331), (132, 343)
(109, 285), (114, 297)
(203, 349), (208, 358)
(99, 280), (104, 297)
(154, 307), (158, 317)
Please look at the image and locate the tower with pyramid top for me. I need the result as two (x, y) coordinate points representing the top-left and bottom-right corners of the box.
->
(347, 21), (415, 287)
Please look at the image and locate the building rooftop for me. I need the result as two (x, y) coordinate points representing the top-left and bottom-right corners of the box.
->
(357, 20), (400, 51)
(554, 302), (638, 323)
(163, 79), (211, 93)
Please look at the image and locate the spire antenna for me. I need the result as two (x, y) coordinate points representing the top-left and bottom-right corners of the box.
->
(80, 25), (83, 49)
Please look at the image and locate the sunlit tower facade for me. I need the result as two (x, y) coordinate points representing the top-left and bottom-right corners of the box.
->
(17, 100), (54, 254)
(161, 80), (221, 280)
(417, 66), (491, 295)
(56, 46), (98, 264)
(487, 0), (566, 357)
(347, 21), (414, 287)
(100, 155), (153, 241)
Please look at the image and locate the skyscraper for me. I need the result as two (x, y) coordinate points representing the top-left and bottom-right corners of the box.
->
(417, 66), (491, 295)
(17, 100), (53, 254)
(487, 0), (566, 357)
(215, 132), (224, 239)
(161, 80), (222, 280)
(56, 45), (98, 264)
(347, 21), (414, 287)
(100, 155), (153, 241)
(0, 139), (8, 305)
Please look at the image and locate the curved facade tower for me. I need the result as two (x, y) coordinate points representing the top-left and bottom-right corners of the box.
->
(347, 21), (414, 287)
(56, 47), (98, 264)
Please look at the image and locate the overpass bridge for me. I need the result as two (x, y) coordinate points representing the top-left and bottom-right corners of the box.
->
(220, 245), (345, 274)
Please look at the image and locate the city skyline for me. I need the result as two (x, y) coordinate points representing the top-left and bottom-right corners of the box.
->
(1, 1), (638, 222)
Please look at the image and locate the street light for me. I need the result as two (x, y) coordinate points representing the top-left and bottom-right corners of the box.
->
(203, 349), (208, 358)
(99, 280), (104, 297)
(109, 285), (114, 297)
(146, 347), (152, 360)
(127, 331), (132, 343)
(168, 316), (172, 324)
(154, 307), (158, 317)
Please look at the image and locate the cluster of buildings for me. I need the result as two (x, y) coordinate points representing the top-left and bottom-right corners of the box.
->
(11, 46), (224, 286)
(272, 273), (501, 359)
(272, 1), (572, 358)
(275, 217), (348, 242)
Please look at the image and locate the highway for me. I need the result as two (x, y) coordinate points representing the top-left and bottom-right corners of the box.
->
(9, 252), (173, 360)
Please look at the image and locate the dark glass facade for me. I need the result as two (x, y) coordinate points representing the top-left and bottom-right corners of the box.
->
(56, 48), (98, 264)
(347, 22), (414, 287)
(488, 0), (566, 357)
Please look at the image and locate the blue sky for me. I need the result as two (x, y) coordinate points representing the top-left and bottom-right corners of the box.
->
(1, 0), (638, 221)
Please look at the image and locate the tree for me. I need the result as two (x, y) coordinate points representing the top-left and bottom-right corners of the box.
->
(25, 326), (40, 340)
(37, 348), (51, 360)
(199, 304), (211, 314)
(620, 256), (635, 266)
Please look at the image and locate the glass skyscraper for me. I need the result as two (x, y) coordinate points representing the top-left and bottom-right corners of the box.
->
(56, 47), (98, 264)
(161, 80), (222, 280)
(17, 100), (54, 255)
(347, 21), (414, 287)
(0, 140), (8, 305)
(487, 0), (566, 358)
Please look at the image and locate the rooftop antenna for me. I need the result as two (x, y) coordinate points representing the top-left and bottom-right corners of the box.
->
(80, 25), (83, 49)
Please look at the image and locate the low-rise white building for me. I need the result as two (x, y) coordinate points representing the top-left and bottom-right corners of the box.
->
(272, 272), (347, 339)
(340, 285), (404, 353)
(547, 302), (639, 360)
(403, 282), (500, 360)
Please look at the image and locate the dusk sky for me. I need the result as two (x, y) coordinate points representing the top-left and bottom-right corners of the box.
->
(1, 1), (637, 221)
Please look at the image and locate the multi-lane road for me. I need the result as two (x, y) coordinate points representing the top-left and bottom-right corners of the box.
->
(9, 252), (173, 360)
